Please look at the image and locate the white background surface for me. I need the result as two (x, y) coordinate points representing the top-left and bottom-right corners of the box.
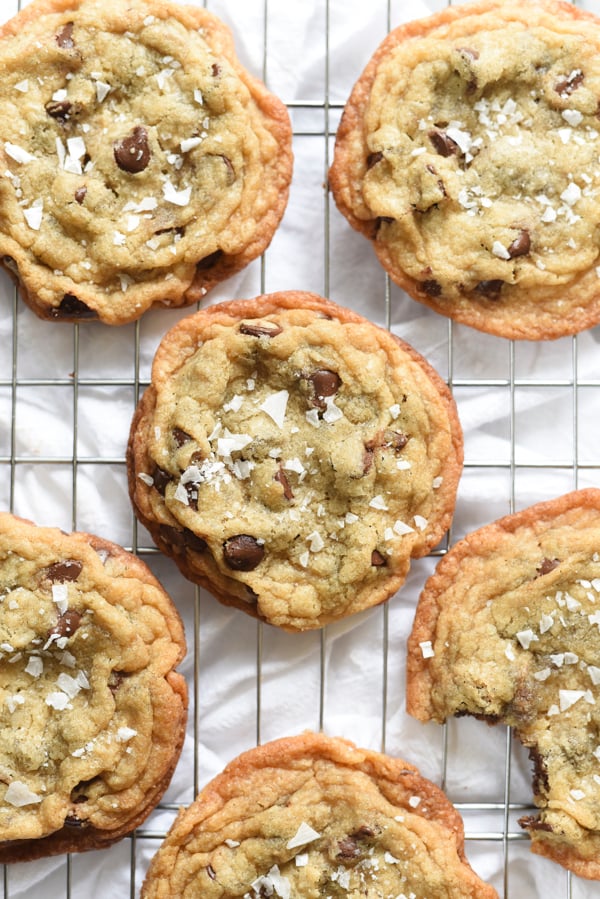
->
(2, 0), (600, 896)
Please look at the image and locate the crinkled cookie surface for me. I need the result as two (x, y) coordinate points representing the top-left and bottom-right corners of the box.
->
(0, 512), (187, 862)
(127, 291), (463, 631)
(141, 732), (498, 899)
(407, 489), (600, 880)
(0, 0), (292, 324)
(330, 0), (600, 339)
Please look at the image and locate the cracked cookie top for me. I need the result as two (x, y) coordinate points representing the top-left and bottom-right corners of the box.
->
(127, 291), (463, 632)
(407, 489), (600, 880)
(0, 0), (292, 324)
(0, 512), (187, 862)
(329, 0), (600, 339)
(141, 732), (497, 899)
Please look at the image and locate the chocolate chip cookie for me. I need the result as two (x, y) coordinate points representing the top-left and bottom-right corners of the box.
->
(0, 512), (187, 862)
(0, 0), (292, 324)
(329, 0), (600, 340)
(407, 489), (600, 879)
(127, 291), (463, 632)
(140, 732), (498, 898)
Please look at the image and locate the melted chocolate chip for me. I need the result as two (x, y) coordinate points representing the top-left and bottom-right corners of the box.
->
(159, 525), (208, 554)
(536, 557), (560, 577)
(223, 535), (264, 571)
(474, 279), (504, 299)
(528, 746), (550, 794)
(211, 63), (221, 77)
(555, 71), (584, 97)
(74, 186), (87, 204)
(371, 550), (387, 567)
(274, 467), (294, 500)
(49, 609), (82, 639)
(367, 429), (409, 455)
(172, 428), (193, 447)
(64, 814), (87, 828)
(309, 369), (341, 400)
(206, 865), (217, 880)
(196, 249), (224, 271)
(152, 465), (171, 495)
(45, 100), (75, 122)
(374, 216), (394, 236)
(184, 482), (199, 511)
(366, 151), (384, 169)
(52, 294), (98, 320)
(239, 321), (283, 338)
(42, 559), (83, 582)
(56, 22), (75, 49)
(113, 126), (151, 174)
(421, 279), (442, 297)
(507, 230), (531, 258)
(519, 814), (553, 833)
(429, 130), (459, 157)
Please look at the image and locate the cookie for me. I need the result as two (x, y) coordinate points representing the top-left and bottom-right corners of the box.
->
(126, 290), (463, 632)
(140, 731), (497, 898)
(0, 512), (187, 862)
(407, 489), (600, 879)
(0, 0), (292, 325)
(329, 0), (600, 340)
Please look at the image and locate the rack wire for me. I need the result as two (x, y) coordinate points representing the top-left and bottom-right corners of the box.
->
(1, 0), (600, 896)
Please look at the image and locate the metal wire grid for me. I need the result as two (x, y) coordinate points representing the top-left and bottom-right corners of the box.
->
(1, 0), (600, 896)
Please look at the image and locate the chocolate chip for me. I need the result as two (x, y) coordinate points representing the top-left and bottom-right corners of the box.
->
(42, 560), (83, 582)
(172, 428), (193, 447)
(183, 482), (198, 511)
(49, 609), (82, 639)
(152, 465), (171, 495)
(474, 279), (504, 299)
(108, 670), (129, 695)
(528, 746), (550, 794)
(366, 151), (384, 169)
(239, 321), (283, 338)
(337, 837), (362, 860)
(196, 249), (224, 271)
(74, 186), (87, 204)
(367, 429), (409, 455)
(519, 815), (553, 833)
(507, 230), (531, 258)
(223, 535), (264, 571)
(309, 369), (341, 400)
(159, 525), (208, 555)
(274, 467), (294, 500)
(428, 130), (459, 157)
(421, 279), (442, 297)
(64, 814), (87, 827)
(374, 216), (394, 236)
(45, 100), (74, 122)
(555, 71), (584, 97)
(536, 557), (560, 577)
(371, 550), (387, 567)
(51, 294), (98, 320)
(206, 865), (217, 881)
(113, 126), (151, 174)
(211, 63), (221, 77)
(56, 22), (75, 49)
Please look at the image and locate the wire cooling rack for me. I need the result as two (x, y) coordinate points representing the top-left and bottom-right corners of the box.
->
(2, 0), (600, 896)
